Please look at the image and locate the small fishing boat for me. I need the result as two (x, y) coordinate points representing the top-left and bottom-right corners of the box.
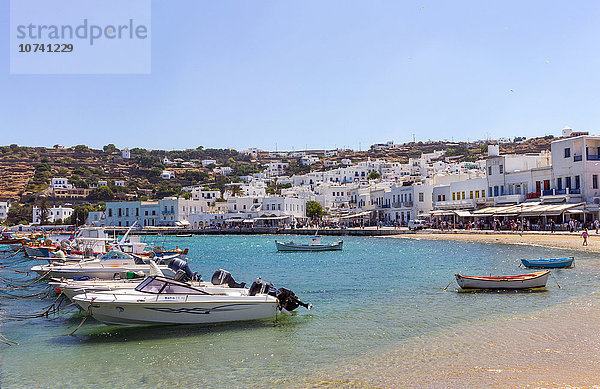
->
(176, 234), (193, 238)
(520, 257), (574, 269)
(455, 270), (551, 290)
(0, 230), (29, 245)
(275, 235), (343, 251)
(72, 275), (311, 325)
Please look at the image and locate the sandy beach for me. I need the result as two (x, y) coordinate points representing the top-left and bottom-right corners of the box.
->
(399, 230), (600, 253)
(306, 230), (600, 388)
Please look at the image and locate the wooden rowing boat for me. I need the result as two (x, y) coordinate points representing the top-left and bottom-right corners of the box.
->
(520, 257), (574, 268)
(455, 270), (550, 289)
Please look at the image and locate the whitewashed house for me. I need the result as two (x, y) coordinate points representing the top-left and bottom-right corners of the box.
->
(105, 201), (160, 227)
(161, 170), (175, 180)
(191, 188), (221, 202)
(0, 201), (9, 220)
(51, 178), (73, 189)
(549, 135), (600, 203)
(32, 205), (73, 224)
(201, 159), (217, 168)
(265, 162), (289, 177)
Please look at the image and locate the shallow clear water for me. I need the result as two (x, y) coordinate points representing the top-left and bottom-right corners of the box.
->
(1, 235), (598, 388)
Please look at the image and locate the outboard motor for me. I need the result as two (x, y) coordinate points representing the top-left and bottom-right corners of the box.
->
(168, 258), (195, 281)
(248, 279), (276, 296)
(173, 269), (189, 282)
(248, 279), (312, 312)
(211, 269), (246, 288)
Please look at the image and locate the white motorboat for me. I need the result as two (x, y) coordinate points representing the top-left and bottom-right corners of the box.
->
(275, 235), (343, 251)
(72, 275), (311, 325)
(31, 250), (176, 279)
(50, 269), (247, 301)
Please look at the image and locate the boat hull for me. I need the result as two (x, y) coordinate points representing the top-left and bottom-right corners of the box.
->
(73, 295), (278, 325)
(520, 257), (574, 268)
(275, 241), (343, 251)
(31, 265), (176, 279)
(455, 270), (550, 289)
(24, 246), (55, 258)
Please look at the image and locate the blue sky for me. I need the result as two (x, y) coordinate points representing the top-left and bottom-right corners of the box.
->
(3, 1), (600, 151)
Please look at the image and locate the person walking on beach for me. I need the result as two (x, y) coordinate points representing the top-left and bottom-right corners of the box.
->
(595, 219), (599, 234)
(582, 228), (589, 246)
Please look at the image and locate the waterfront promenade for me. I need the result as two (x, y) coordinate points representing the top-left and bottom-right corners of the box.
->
(102, 225), (600, 252)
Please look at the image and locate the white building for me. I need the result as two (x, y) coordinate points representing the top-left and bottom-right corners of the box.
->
(227, 196), (263, 213)
(265, 162), (289, 177)
(114, 180), (126, 187)
(262, 196), (306, 218)
(106, 201), (160, 227)
(161, 170), (175, 179)
(433, 177), (488, 210)
(158, 197), (208, 226)
(50, 178), (73, 189)
(486, 149), (550, 205)
(213, 166), (233, 176)
(549, 135), (600, 203)
(86, 211), (106, 226)
(0, 201), (9, 220)
(191, 188), (221, 203)
(324, 150), (338, 157)
(300, 155), (319, 166)
(122, 148), (130, 159)
(32, 205), (73, 224)
(201, 159), (217, 167)
(241, 148), (262, 158)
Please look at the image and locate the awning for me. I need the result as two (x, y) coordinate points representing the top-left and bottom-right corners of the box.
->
(340, 211), (374, 219)
(472, 202), (586, 217)
(254, 216), (290, 220)
(454, 210), (474, 218)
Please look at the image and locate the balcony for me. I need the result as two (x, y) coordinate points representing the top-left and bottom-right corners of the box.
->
(526, 192), (541, 199)
(574, 155), (583, 162)
(541, 187), (582, 201)
(588, 154), (600, 161)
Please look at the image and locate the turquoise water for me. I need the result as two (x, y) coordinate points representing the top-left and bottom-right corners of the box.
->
(1, 236), (598, 388)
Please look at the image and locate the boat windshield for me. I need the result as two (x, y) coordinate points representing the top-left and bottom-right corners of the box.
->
(135, 276), (210, 295)
(100, 251), (133, 260)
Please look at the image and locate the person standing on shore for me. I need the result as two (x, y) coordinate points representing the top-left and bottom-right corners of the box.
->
(595, 219), (599, 234)
(550, 220), (555, 233)
(582, 228), (589, 246)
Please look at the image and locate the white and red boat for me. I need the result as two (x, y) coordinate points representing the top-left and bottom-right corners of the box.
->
(455, 270), (550, 290)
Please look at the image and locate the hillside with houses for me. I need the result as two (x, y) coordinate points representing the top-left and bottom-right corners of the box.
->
(0, 128), (589, 228)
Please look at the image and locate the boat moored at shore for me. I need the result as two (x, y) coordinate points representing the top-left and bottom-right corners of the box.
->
(275, 235), (343, 251)
(455, 270), (551, 290)
(520, 257), (574, 268)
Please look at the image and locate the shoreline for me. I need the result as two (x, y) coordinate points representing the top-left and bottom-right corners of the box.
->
(395, 230), (600, 253)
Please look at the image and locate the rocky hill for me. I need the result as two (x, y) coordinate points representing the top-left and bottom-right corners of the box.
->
(0, 137), (557, 203)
